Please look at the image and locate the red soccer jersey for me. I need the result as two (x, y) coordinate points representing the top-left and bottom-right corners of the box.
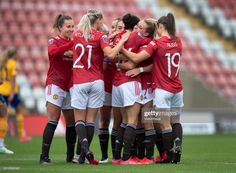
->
(46, 35), (73, 91)
(113, 31), (151, 86)
(140, 58), (153, 90)
(144, 36), (183, 93)
(104, 60), (116, 93)
(137, 45), (153, 90)
(73, 29), (110, 84)
(103, 35), (119, 93)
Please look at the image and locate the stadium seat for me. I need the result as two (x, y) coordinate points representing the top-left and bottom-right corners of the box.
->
(30, 47), (42, 60)
(20, 25), (32, 36)
(24, 97), (36, 110)
(19, 85), (32, 99)
(35, 59), (48, 74)
(210, 63), (221, 76)
(25, 35), (38, 47)
(205, 74), (217, 86)
(214, 74), (228, 89)
(22, 60), (35, 74)
(15, 11), (27, 23)
(1, 35), (12, 49)
(16, 74), (29, 87)
(28, 73), (41, 88)
(36, 98), (46, 114)
(32, 87), (45, 100)
(172, 0), (236, 40)
(196, 62), (211, 77)
(13, 35), (24, 48)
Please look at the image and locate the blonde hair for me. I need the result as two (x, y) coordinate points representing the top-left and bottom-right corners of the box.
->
(0, 50), (8, 69)
(100, 24), (109, 35)
(144, 18), (158, 39)
(0, 47), (17, 69)
(77, 9), (103, 41)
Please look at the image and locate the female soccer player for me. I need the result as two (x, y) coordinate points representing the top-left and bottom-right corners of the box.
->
(0, 51), (14, 154)
(0, 48), (31, 142)
(40, 14), (76, 164)
(122, 13), (184, 163)
(98, 18), (125, 163)
(116, 18), (157, 164)
(112, 14), (156, 165)
(124, 18), (157, 164)
(71, 9), (129, 165)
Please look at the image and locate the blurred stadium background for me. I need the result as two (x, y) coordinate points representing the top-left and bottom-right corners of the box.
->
(1, 0), (236, 136)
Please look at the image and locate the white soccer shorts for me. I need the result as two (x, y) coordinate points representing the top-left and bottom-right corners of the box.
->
(71, 80), (105, 109)
(138, 88), (154, 105)
(112, 81), (141, 107)
(153, 88), (184, 109)
(45, 84), (72, 110)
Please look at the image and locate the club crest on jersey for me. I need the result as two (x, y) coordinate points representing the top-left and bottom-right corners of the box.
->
(102, 35), (109, 44)
(53, 94), (59, 100)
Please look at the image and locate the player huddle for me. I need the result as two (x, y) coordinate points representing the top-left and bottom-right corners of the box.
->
(40, 9), (184, 165)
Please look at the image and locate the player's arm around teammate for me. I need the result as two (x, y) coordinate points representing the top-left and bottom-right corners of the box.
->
(98, 18), (125, 163)
(121, 19), (157, 164)
(71, 9), (129, 165)
(122, 13), (184, 163)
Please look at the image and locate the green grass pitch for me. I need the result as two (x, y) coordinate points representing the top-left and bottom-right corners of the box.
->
(0, 134), (236, 173)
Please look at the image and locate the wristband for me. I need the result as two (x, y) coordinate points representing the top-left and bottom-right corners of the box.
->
(139, 67), (144, 73)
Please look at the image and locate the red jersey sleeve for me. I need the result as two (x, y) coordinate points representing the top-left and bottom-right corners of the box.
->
(100, 34), (110, 49)
(143, 40), (157, 56)
(48, 37), (74, 57)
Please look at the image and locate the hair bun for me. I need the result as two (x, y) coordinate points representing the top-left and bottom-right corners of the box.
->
(122, 13), (140, 30)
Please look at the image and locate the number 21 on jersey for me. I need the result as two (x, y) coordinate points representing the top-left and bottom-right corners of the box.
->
(73, 43), (93, 69)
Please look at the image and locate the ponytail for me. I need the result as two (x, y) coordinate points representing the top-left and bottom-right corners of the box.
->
(77, 9), (103, 41)
(77, 14), (92, 41)
(166, 13), (176, 37)
(52, 13), (72, 32)
(157, 12), (176, 38)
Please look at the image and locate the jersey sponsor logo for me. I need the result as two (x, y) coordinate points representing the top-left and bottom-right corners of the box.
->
(102, 35), (109, 44)
(53, 94), (59, 100)
(138, 32), (144, 38)
(48, 39), (54, 45)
